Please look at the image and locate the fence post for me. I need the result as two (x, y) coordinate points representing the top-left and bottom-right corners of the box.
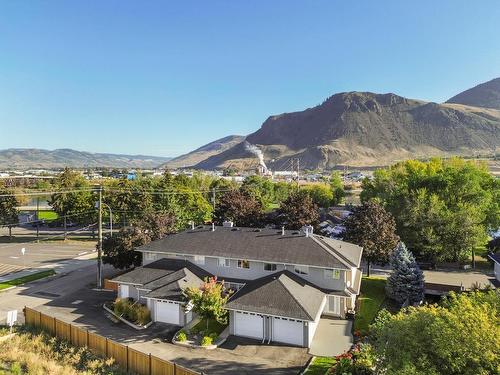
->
(126, 346), (129, 372)
(86, 329), (89, 347)
(53, 316), (56, 334)
(105, 338), (108, 357)
(149, 353), (152, 375)
(174, 363), (177, 375)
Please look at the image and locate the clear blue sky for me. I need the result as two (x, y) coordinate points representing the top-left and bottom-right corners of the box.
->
(1, 1), (499, 157)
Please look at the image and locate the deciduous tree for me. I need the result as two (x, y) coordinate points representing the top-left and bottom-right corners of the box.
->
(277, 191), (319, 230)
(213, 189), (263, 227)
(343, 201), (399, 276)
(370, 291), (500, 375)
(0, 187), (17, 226)
(185, 276), (229, 326)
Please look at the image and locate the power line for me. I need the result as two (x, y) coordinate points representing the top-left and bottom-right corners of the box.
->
(0, 223), (98, 248)
(0, 210), (97, 228)
(0, 188), (97, 197)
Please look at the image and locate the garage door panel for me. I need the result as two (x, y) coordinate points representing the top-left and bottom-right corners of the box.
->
(234, 312), (263, 339)
(155, 300), (180, 325)
(273, 317), (303, 346)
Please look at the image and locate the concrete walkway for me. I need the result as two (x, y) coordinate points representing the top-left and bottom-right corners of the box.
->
(309, 317), (353, 357)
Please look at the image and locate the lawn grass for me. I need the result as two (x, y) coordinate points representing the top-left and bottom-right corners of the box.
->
(37, 210), (58, 220)
(353, 277), (387, 335)
(304, 356), (337, 375)
(0, 269), (55, 290)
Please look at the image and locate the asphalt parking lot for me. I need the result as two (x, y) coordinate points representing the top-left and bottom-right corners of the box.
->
(35, 287), (310, 375)
(0, 241), (96, 276)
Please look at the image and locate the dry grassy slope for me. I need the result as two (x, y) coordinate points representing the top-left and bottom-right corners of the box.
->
(0, 148), (171, 169)
(447, 77), (500, 110)
(162, 135), (245, 169)
(195, 92), (500, 169)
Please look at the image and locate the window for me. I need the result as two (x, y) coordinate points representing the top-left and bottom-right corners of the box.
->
(237, 259), (250, 269)
(324, 269), (341, 279)
(294, 265), (309, 275)
(218, 257), (230, 267)
(264, 263), (277, 271)
(193, 255), (205, 265)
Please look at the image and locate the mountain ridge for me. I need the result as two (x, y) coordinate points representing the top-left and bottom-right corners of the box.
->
(446, 77), (500, 110)
(0, 148), (172, 169)
(192, 82), (500, 169)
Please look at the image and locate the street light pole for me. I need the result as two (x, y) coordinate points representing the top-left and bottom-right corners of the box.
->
(102, 202), (113, 238)
(97, 185), (103, 289)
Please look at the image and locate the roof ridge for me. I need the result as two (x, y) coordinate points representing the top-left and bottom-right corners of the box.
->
(310, 235), (353, 268)
(277, 273), (316, 320)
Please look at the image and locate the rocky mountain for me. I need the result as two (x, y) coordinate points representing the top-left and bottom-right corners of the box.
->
(447, 77), (500, 110)
(162, 135), (245, 169)
(0, 148), (172, 169)
(194, 84), (500, 169)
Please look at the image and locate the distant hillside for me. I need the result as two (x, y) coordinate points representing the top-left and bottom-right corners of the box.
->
(195, 89), (500, 170)
(447, 77), (500, 110)
(0, 148), (172, 169)
(162, 135), (245, 169)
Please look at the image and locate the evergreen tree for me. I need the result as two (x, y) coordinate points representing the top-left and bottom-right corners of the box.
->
(386, 242), (425, 306)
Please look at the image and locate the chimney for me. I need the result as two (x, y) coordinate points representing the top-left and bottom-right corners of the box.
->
(223, 220), (234, 228)
(212, 223), (215, 232)
(281, 226), (285, 236)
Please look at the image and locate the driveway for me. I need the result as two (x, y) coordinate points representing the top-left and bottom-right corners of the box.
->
(33, 287), (310, 375)
(309, 317), (353, 357)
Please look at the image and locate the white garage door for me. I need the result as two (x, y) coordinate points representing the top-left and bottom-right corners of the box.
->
(234, 311), (263, 340)
(273, 317), (303, 346)
(155, 300), (180, 325)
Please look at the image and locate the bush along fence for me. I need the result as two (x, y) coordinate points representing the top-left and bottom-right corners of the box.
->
(24, 307), (201, 375)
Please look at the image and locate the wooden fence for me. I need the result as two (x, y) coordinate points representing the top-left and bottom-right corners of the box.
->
(24, 307), (201, 375)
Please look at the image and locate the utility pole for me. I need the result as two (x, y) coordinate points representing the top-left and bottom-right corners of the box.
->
(212, 187), (216, 211)
(97, 185), (103, 289)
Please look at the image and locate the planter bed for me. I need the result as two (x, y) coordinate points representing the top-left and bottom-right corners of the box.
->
(103, 302), (153, 330)
(173, 318), (228, 349)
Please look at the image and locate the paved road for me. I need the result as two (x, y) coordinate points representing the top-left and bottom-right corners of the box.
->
(364, 262), (496, 289)
(0, 262), (116, 323)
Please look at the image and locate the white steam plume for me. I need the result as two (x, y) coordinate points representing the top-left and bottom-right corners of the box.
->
(244, 141), (268, 172)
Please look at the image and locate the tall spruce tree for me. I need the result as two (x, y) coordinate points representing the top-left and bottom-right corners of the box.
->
(386, 242), (425, 306)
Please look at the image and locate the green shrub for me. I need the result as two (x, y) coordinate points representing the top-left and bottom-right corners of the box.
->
(177, 331), (187, 342)
(113, 298), (151, 325)
(209, 332), (218, 342)
(135, 305), (151, 325)
(113, 298), (127, 316)
(201, 335), (213, 346)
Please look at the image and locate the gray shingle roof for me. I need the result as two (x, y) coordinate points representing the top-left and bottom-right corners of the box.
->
(135, 226), (363, 269)
(225, 271), (326, 321)
(144, 268), (204, 301)
(112, 258), (208, 286)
